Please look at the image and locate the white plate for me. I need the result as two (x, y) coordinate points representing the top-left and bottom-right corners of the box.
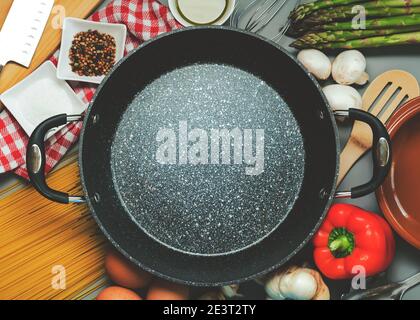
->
(0, 61), (87, 138)
(57, 18), (127, 84)
(168, 0), (236, 27)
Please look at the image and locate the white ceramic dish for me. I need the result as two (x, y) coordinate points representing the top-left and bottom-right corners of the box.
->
(57, 18), (127, 84)
(0, 61), (87, 138)
(168, 0), (236, 27)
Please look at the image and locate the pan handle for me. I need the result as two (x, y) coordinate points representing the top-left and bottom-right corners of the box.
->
(26, 114), (85, 204)
(334, 108), (392, 199)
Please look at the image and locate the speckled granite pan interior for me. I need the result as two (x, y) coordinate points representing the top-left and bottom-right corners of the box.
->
(111, 63), (305, 256)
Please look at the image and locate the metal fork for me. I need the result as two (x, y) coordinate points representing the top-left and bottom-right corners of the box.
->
(342, 272), (420, 300)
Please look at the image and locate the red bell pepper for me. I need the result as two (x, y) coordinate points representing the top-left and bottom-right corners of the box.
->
(313, 204), (395, 280)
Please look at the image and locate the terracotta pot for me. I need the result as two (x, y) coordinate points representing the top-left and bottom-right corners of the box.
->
(377, 96), (420, 249)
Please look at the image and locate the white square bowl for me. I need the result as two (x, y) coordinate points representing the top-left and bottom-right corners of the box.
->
(0, 61), (87, 138)
(57, 18), (127, 84)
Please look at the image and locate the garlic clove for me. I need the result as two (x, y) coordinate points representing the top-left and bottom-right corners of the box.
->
(279, 269), (317, 300)
(332, 50), (367, 85)
(297, 49), (332, 81)
(308, 269), (330, 300)
(265, 272), (286, 300)
(221, 284), (241, 298)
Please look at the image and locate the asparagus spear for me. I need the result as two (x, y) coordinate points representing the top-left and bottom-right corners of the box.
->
(291, 27), (420, 46)
(289, 13), (420, 36)
(309, 14), (420, 31)
(290, 0), (367, 22)
(291, 0), (420, 24)
(305, 6), (420, 25)
(291, 31), (420, 49)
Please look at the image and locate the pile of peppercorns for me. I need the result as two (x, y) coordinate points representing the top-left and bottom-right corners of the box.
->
(69, 29), (117, 77)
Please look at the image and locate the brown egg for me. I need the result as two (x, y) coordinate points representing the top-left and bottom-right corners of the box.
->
(105, 249), (152, 289)
(147, 279), (190, 300)
(96, 286), (142, 300)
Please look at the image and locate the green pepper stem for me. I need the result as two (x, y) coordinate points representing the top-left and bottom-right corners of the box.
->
(328, 227), (355, 258)
(329, 236), (351, 253)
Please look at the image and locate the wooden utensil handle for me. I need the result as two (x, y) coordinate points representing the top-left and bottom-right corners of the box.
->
(337, 121), (373, 186)
(337, 141), (367, 187)
(335, 109), (391, 198)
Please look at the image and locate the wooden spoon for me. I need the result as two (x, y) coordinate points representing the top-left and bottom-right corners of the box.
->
(337, 70), (420, 186)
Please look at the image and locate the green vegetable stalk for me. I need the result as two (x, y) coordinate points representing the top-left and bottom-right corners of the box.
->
(310, 14), (420, 31)
(290, 0), (420, 25)
(291, 27), (420, 46)
(292, 31), (420, 49)
(289, 0), (420, 49)
(304, 6), (420, 25)
(289, 0), (367, 22)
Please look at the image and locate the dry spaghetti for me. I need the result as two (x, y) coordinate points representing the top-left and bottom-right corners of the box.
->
(0, 158), (106, 300)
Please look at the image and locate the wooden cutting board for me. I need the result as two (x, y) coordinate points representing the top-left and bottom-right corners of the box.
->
(0, 0), (104, 97)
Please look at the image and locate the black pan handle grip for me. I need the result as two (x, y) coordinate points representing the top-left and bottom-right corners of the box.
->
(334, 108), (392, 199)
(26, 114), (85, 204)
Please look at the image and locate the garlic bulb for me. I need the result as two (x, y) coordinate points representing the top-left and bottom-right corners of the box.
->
(323, 84), (362, 112)
(332, 50), (368, 85)
(265, 266), (330, 300)
(297, 49), (332, 80)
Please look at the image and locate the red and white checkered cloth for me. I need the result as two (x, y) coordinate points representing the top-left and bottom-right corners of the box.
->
(0, 0), (181, 179)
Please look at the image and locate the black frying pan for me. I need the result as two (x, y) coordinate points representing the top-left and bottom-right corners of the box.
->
(26, 27), (391, 286)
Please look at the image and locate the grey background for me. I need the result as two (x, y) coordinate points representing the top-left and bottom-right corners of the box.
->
(0, 0), (419, 299)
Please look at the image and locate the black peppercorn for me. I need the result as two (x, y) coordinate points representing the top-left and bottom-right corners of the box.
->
(69, 29), (117, 77)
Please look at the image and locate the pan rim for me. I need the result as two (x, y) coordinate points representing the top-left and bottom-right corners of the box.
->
(78, 26), (340, 286)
